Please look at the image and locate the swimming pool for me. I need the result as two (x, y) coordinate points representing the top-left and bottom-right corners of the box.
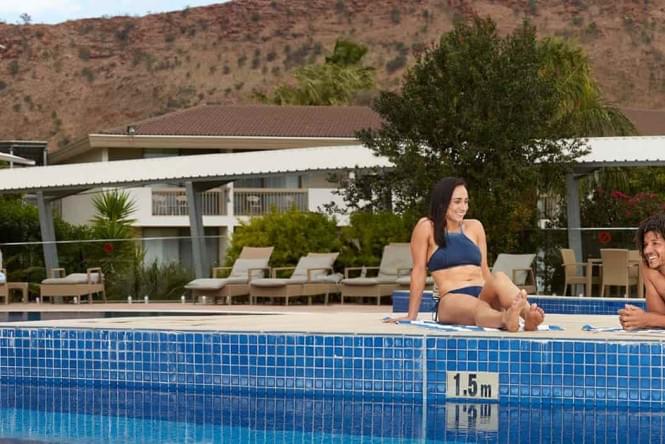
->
(0, 311), (258, 322)
(1, 383), (663, 443)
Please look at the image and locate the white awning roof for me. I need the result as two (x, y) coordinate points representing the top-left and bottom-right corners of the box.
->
(0, 145), (392, 193)
(576, 136), (665, 168)
(0, 152), (36, 166)
(1, 137), (662, 194)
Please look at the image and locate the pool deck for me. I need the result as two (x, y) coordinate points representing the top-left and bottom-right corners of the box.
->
(0, 302), (657, 341)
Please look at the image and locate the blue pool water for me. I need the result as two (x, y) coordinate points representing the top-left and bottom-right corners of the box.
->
(0, 384), (663, 443)
(0, 311), (255, 322)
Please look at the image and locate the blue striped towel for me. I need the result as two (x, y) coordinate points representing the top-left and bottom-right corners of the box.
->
(399, 319), (563, 332)
(582, 324), (665, 333)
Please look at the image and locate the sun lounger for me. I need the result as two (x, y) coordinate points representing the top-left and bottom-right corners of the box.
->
(40, 267), (106, 304)
(491, 253), (537, 295)
(185, 246), (273, 304)
(250, 252), (339, 305)
(340, 243), (412, 305)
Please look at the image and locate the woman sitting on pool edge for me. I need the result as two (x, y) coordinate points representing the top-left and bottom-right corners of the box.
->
(385, 177), (544, 332)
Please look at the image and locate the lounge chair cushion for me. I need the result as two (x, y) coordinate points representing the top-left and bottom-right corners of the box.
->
(0, 271), (5, 284)
(251, 277), (307, 287)
(492, 254), (535, 285)
(341, 277), (381, 286)
(42, 272), (102, 285)
(229, 258), (270, 279)
(184, 277), (246, 290)
(291, 255), (336, 280)
(377, 243), (412, 281)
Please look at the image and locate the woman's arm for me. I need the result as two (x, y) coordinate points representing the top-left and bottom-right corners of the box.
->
(405, 219), (431, 320)
(385, 218), (431, 322)
(619, 266), (665, 329)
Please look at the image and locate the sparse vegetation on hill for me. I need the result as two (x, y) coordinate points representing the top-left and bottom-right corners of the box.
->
(0, 0), (663, 149)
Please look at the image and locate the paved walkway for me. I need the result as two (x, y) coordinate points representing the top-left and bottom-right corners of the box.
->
(0, 303), (657, 341)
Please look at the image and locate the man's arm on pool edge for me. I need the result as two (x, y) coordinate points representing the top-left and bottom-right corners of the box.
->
(619, 267), (665, 329)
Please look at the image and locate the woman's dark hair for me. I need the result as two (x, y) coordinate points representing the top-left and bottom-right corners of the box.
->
(429, 177), (467, 248)
(636, 214), (665, 263)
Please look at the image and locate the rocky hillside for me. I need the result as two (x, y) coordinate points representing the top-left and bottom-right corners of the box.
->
(0, 0), (663, 150)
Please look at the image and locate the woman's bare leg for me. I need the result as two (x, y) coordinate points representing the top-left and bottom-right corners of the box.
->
(479, 272), (544, 331)
(437, 292), (523, 332)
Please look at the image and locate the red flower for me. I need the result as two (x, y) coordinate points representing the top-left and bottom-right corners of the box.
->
(103, 243), (114, 254)
(610, 190), (628, 200)
(598, 231), (612, 245)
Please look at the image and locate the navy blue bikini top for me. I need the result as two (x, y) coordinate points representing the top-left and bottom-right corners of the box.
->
(427, 228), (481, 272)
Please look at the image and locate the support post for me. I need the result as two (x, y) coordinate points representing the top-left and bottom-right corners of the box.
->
(36, 191), (59, 274)
(185, 181), (208, 279)
(565, 173), (583, 261)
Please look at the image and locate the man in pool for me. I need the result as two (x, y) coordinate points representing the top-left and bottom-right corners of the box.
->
(619, 214), (665, 330)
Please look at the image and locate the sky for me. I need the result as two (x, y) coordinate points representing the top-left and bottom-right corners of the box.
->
(0, 0), (226, 25)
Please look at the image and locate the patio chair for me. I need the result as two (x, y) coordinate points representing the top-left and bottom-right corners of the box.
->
(250, 252), (339, 305)
(600, 248), (639, 297)
(40, 267), (106, 304)
(185, 246), (273, 304)
(340, 243), (412, 305)
(560, 248), (592, 296)
(491, 253), (537, 295)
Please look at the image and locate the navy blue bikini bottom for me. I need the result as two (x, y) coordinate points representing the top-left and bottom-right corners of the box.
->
(432, 285), (484, 322)
(445, 285), (483, 298)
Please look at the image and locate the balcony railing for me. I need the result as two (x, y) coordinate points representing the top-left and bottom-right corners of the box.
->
(152, 188), (228, 216)
(151, 188), (307, 216)
(234, 188), (308, 216)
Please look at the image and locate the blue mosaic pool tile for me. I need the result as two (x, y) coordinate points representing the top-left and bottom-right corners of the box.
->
(2, 325), (665, 406)
(393, 290), (647, 315)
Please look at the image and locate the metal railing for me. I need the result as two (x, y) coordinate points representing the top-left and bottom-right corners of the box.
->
(151, 188), (228, 216)
(150, 188), (308, 216)
(234, 188), (308, 216)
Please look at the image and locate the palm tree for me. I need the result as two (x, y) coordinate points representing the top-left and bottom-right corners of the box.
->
(257, 38), (375, 106)
(91, 189), (137, 239)
(539, 37), (636, 137)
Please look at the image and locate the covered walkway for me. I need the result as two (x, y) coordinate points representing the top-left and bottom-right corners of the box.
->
(0, 145), (392, 278)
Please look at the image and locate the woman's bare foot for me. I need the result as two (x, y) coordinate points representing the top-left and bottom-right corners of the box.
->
(502, 295), (523, 332)
(524, 303), (545, 331)
(513, 289), (545, 331)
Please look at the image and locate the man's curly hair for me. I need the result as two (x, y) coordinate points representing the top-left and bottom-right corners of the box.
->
(636, 214), (665, 263)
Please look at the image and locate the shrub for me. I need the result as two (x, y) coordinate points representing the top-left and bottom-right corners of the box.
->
(337, 211), (412, 269)
(81, 67), (95, 82)
(110, 255), (193, 301)
(8, 60), (19, 77)
(78, 47), (91, 61)
(225, 209), (341, 268)
(385, 54), (407, 73)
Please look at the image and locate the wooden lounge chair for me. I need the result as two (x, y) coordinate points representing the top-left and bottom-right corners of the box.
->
(185, 246), (274, 304)
(340, 243), (412, 305)
(40, 267), (106, 304)
(250, 252), (339, 305)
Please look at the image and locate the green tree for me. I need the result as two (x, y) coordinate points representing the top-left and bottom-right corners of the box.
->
(539, 38), (636, 136)
(257, 39), (375, 105)
(345, 18), (588, 256)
